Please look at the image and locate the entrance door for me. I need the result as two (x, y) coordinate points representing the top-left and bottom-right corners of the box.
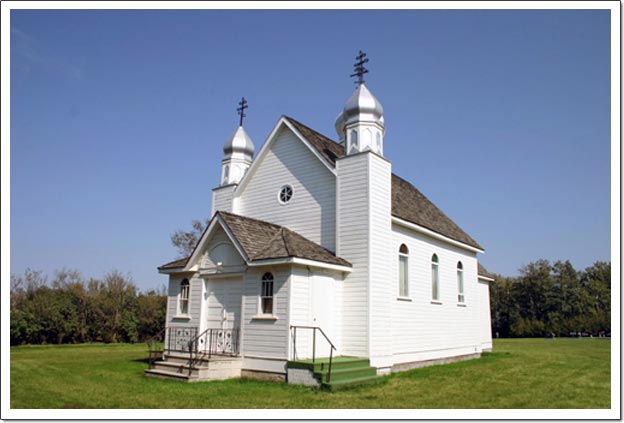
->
(204, 277), (242, 354)
(310, 273), (334, 358)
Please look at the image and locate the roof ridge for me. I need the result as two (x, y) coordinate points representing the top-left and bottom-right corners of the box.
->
(280, 227), (292, 257)
(283, 115), (342, 147)
(218, 210), (283, 231)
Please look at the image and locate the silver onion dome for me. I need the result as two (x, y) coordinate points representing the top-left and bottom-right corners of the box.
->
(223, 126), (255, 159)
(335, 83), (384, 139)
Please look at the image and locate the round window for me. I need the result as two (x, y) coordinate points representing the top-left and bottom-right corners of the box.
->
(278, 185), (293, 204)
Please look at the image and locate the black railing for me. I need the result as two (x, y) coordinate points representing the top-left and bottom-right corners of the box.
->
(187, 328), (240, 376)
(165, 327), (198, 353)
(290, 325), (337, 383)
(146, 328), (166, 369)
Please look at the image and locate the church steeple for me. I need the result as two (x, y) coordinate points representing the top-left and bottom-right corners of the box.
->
(334, 51), (385, 156)
(220, 97), (254, 186)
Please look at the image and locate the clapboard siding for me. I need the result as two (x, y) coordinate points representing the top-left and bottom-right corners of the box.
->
(368, 155), (394, 365)
(212, 185), (235, 216)
(477, 279), (493, 350)
(336, 153), (370, 357)
(241, 266), (290, 358)
(237, 127), (336, 251)
(289, 267), (311, 359)
(166, 275), (203, 329)
(390, 223), (483, 361)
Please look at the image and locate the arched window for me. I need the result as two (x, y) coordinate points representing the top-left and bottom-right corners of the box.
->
(376, 132), (382, 153)
(457, 262), (465, 303)
(350, 130), (359, 153)
(398, 244), (409, 297)
(260, 272), (274, 315)
(179, 279), (190, 315)
(431, 254), (440, 301)
(223, 165), (230, 183)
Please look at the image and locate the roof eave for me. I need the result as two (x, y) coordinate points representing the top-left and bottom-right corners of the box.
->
(392, 216), (484, 254)
(248, 256), (352, 273)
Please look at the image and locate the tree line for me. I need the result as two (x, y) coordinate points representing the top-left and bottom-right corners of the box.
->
(489, 260), (610, 338)
(9, 258), (610, 345)
(10, 268), (166, 345)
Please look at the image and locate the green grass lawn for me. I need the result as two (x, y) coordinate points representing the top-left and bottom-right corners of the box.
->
(10, 338), (610, 409)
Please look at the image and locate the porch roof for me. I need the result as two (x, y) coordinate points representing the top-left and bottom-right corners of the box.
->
(158, 211), (351, 271)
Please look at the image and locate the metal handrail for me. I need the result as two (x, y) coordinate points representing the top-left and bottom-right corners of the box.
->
(290, 325), (337, 383)
(187, 327), (211, 376)
(187, 327), (241, 376)
(146, 328), (166, 369)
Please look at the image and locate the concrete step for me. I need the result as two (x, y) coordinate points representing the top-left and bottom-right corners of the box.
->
(144, 368), (196, 382)
(146, 356), (243, 381)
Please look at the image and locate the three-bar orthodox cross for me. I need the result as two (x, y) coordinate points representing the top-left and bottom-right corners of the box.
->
(350, 50), (369, 85)
(237, 97), (248, 126)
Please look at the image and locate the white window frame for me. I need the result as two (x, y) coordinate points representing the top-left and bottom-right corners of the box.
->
(178, 278), (190, 316)
(259, 272), (275, 315)
(457, 262), (465, 304)
(278, 185), (294, 205)
(431, 254), (440, 302)
(398, 244), (409, 298)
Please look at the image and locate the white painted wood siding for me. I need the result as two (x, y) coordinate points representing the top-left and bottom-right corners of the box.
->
(200, 226), (245, 271)
(241, 265), (290, 359)
(166, 274), (204, 330)
(212, 185), (236, 216)
(289, 267), (311, 359)
(390, 223), (485, 363)
(336, 153), (370, 357)
(236, 127), (336, 251)
(477, 279), (493, 350)
(367, 154), (394, 366)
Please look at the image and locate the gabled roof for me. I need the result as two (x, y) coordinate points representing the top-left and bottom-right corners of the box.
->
(158, 211), (351, 271)
(281, 116), (483, 251)
(158, 257), (189, 270)
(219, 212), (351, 267)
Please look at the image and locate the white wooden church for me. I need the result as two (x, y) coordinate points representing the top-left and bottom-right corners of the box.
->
(147, 52), (494, 388)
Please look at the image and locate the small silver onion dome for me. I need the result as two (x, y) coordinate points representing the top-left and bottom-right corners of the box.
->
(335, 83), (384, 139)
(334, 111), (346, 141)
(343, 83), (384, 123)
(223, 126), (254, 159)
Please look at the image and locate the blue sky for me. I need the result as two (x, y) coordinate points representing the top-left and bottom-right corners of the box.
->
(10, 9), (611, 290)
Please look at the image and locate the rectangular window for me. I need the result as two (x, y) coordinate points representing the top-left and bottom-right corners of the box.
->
(457, 270), (465, 303)
(179, 280), (190, 315)
(399, 255), (409, 297)
(432, 264), (439, 301)
(260, 274), (274, 315)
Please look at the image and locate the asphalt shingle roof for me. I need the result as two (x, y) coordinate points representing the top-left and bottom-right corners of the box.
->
(283, 116), (483, 250)
(158, 211), (351, 270)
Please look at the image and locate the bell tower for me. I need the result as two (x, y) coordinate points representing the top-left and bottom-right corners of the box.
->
(334, 51), (385, 156)
(212, 97), (255, 216)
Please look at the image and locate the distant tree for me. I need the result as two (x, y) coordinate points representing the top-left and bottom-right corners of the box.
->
(10, 268), (167, 345)
(170, 218), (210, 258)
(489, 259), (611, 338)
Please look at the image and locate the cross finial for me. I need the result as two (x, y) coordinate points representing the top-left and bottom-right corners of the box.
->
(350, 50), (369, 86)
(237, 97), (248, 126)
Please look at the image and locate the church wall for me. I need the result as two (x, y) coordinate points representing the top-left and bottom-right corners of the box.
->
(367, 154), (394, 368)
(212, 184), (236, 216)
(236, 126), (336, 251)
(389, 223), (483, 364)
(477, 278), (493, 351)
(335, 153), (371, 358)
(241, 265), (290, 360)
(288, 266), (344, 359)
(164, 274), (205, 350)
